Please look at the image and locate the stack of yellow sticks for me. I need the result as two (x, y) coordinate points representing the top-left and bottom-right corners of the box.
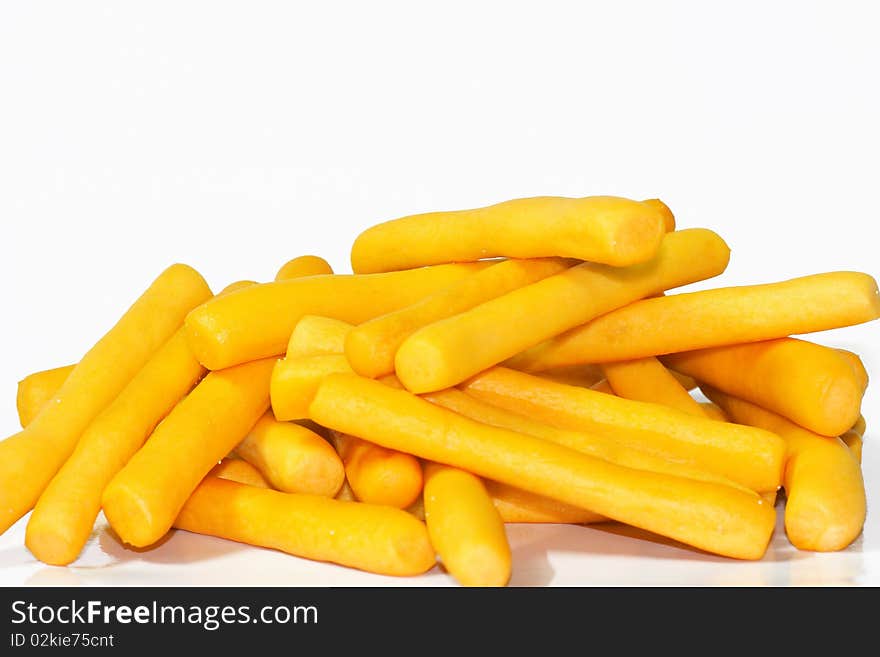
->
(2, 195), (876, 586)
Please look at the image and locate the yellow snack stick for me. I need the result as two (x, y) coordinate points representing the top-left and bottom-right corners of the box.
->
(840, 430), (863, 464)
(209, 458), (272, 489)
(0, 264), (212, 535)
(310, 374), (777, 560)
(273, 332), (425, 510)
(272, 314), (356, 420)
(388, 466), (596, 525)
(835, 349), (869, 391)
(174, 477), (436, 577)
(234, 411), (344, 497)
(587, 358), (737, 488)
(351, 196), (671, 273)
(423, 463), (511, 587)
(221, 280), (259, 293)
(394, 377), (714, 523)
(185, 262), (487, 370)
(346, 258), (572, 379)
(423, 388), (614, 523)
(588, 361), (697, 393)
(395, 228), (730, 393)
(425, 387), (754, 493)
(602, 357), (705, 417)
(25, 279), (255, 565)
(15, 364), (76, 428)
(535, 364), (604, 388)
(510, 271), (880, 370)
(25, 330), (207, 565)
(330, 431), (424, 509)
(703, 387), (866, 552)
(588, 361), (697, 397)
(14, 281), (255, 429)
(271, 354), (354, 421)
(286, 316), (352, 358)
(461, 367), (785, 493)
(641, 198), (675, 232)
(274, 255), (334, 281)
(487, 481), (606, 524)
(102, 357), (276, 547)
(664, 338), (865, 437)
(700, 402), (729, 422)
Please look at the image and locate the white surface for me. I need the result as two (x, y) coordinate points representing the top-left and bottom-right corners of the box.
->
(1, 1), (879, 586)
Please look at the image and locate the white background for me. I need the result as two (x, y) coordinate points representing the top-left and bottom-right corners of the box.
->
(1, 1), (878, 585)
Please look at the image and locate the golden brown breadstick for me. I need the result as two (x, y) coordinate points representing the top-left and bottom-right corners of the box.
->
(102, 357), (275, 547)
(274, 255), (333, 281)
(836, 349), (869, 390)
(509, 272), (880, 370)
(0, 264), (212, 535)
(25, 281), (254, 563)
(275, 319), (425, 510)
(271, 354), (353, 421)
(424, 387), (751, 492)
(461, 367), (784, 492)
(664, 338), (865, 436)
(234, 411), (344, 497)
(602, 357), (704, 417)
(185, 263), (487, 370)
(286, 316), (352, 358)
(15, 365), (75, 428)
(330, 431), (423, 509)
(310, 373), (777, 559)
(423, 463), (511, 587)
(395, 229), (730, 393)
(346, 258), (571, 378)
(175, 477), (436, 576)
(703, 387), (865, 552)
(25, 328), (207, 565)
(351, 196), (672, 273)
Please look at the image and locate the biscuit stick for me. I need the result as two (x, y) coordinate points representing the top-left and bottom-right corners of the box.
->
(309, 374), (776, 560)
(346, 258), (571, 378)
(185, 263), (488, 370)
(704, 387), (865, 552)
(351, 196), (671, 273)
(395, 228), (730, 393)
(664, 338), (866, 436)
(0, 264), (212, 535)
(423, 463), (511, 586)
(102, 357), (276, 547)
(461, 367), (784, 493)
(510, 272), (880, 371)
(234, 411), (344, 497)
(175, 477), (436, 577)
